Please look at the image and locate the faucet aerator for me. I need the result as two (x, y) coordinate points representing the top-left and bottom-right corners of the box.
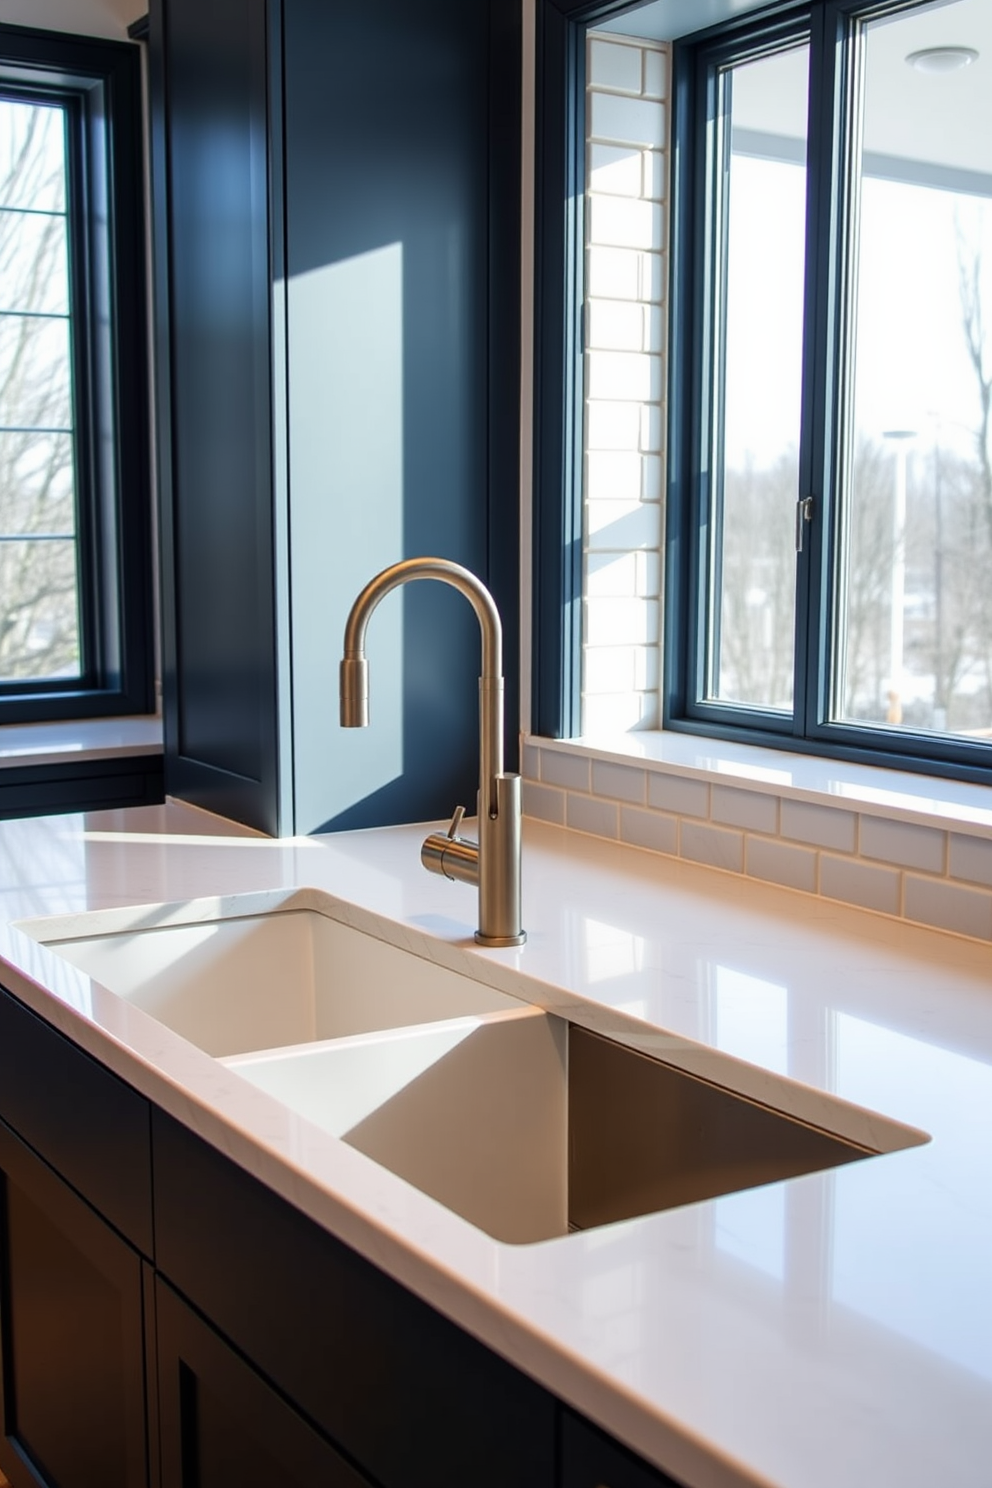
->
(339, 657), (369, 728)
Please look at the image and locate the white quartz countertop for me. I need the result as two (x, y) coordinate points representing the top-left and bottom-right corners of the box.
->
(0, 801), (990, 1488)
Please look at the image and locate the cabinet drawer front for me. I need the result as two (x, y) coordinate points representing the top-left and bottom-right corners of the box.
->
(152, 1111), (556, 1488)
(0, 1118), (148, 1488)
(0, 988), (153, 1253)
(156, 1280), (371, 1488)
(562, 1413), (683, 1488)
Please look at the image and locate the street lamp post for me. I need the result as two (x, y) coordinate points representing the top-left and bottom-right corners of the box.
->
(883, 429), (916, 725)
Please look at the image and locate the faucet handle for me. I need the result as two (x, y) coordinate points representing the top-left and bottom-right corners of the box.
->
(446, 805), (467, 840)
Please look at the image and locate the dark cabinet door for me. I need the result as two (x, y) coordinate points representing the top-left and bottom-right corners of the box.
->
(156, 1280), (370, 1488)
(561, 1412), (683, 1488)
(0, 1119), (148, 1488)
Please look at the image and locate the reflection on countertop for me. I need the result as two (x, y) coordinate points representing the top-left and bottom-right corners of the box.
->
(0, 799), (990, 1488)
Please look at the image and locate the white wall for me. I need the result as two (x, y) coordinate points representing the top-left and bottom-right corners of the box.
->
(0, 0), (144, 40)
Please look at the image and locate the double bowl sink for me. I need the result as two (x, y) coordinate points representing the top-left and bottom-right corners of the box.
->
(15, 896), (922, 1244)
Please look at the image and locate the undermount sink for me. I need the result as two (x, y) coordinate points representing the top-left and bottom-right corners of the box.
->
(17, 896), (927, 1245)
(26, 904), (519, 1056)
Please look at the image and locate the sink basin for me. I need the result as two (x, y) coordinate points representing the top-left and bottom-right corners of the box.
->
(26, 906), (520, 1057)
(19, 895), (928, 1245)
(227, 1013), (925, 1244)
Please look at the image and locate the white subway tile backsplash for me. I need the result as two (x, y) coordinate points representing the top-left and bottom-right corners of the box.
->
(948, 832), (992, 888)
(711, 785), (778, 834)
(642, 47), (668, 103)
(582, 693), (658, 734)
(588, 300), (646, 353)
(584, 596), (659, 647)
(583, 35), (668, 760)
(620, 805), (677, 855)
(637, 250), (665, 301)
(648, 772), (709, 818)
(590, 195), (662, 252)
(904, 875), (992, 941)
(523, 781), (565, 826)
(592, 760), (646, 804)
(585, 551), (643, 597)
(590, 92), (666, 148)
(568, 792), (619, 839)
(540, 749), (590, 793)
(642, 149), (666, 200)
(588, 349), (663, 403)
(588, 38), (643, 93)
(820, 856), (900, 917)
(586, 245), (642, 302)
(522, 742), (541, 781)
(860, 816), (946, 875)
(781, 799), (856, 853)
(586, 450), (643, 502)
(589, 142), (644, 198)
(681, 820), (744, 874)
(639, 403), (663, 452)
(584, 646), (636, 694)
(641, 452), (663, 502)
(746, 836), (817, 894)
(586, 398), (642, 450)
(584, 645), (658, 694)
(585, 502), (660, 553)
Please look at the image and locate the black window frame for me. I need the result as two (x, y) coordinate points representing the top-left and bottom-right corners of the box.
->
(0, 22), (153, 724)
(668, 0), (992, 783)
(534, 0), (992, 786)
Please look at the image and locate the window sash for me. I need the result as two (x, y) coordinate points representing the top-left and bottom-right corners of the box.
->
(0, 25), (152, 722)
(667, 0), (992, 782)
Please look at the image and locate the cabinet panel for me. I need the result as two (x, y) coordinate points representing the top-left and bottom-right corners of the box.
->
(0, 988), (153, 1253)
(561, 1412), (682, 1488)
(156, 1280), (369, 1488)
(154, 0), (279, 831)
(152, 1110), (556, 1488)
(0, 1119), (148, 1488)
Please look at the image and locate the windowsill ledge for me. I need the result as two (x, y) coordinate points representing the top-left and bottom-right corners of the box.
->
(0, 716), (164, 772)
(524, 729), (992, 837)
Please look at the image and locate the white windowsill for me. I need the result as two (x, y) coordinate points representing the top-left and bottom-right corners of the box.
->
(0, 716), (163, 771)
(526, 729), (992, 836)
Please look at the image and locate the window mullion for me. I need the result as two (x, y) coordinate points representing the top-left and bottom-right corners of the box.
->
(803, 1), (864, 747)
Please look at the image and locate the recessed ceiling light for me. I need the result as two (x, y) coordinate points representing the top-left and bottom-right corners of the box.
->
(906, 45), (979, 73)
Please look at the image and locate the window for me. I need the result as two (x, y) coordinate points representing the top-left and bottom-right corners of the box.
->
(0, 25), (152, 722)
(669, 0), (992, 777)
(535, 0), (992, 783)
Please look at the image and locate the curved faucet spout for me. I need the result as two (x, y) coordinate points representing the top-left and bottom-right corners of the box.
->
(339, 557), (524, 947)
(340, 557), (504, 807)
(342, 557), (502, 679)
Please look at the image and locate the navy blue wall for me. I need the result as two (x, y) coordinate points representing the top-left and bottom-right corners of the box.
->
(153, 0), (521, 835)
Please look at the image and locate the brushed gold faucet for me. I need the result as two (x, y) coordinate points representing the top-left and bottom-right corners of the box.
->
(340, 558), (525, 947)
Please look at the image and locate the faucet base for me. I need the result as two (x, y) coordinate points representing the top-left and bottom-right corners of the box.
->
(475, 930), (527, 948)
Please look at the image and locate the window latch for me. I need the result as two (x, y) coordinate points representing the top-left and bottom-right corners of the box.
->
(795, 496), (814, 553)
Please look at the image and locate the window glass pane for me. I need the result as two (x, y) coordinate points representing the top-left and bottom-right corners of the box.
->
(0, 538), (79, 681)
(705, 44), (809, 712)
(0, 432), (74, 535)
(833, 0), (992, 739)
(0, 99), (65, 213)
(0, 97), (80, 683)
(0, 313), (73, 430)
(0, 208), (69, 316)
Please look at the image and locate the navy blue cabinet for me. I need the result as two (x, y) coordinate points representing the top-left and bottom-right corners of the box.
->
(0, 988), (682, 1488)
(563, 1412), (683, 1488)
(0, 1118), (148, 1488)
(156, 1280), (371, 1488)
(150, 0), (522, 835)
